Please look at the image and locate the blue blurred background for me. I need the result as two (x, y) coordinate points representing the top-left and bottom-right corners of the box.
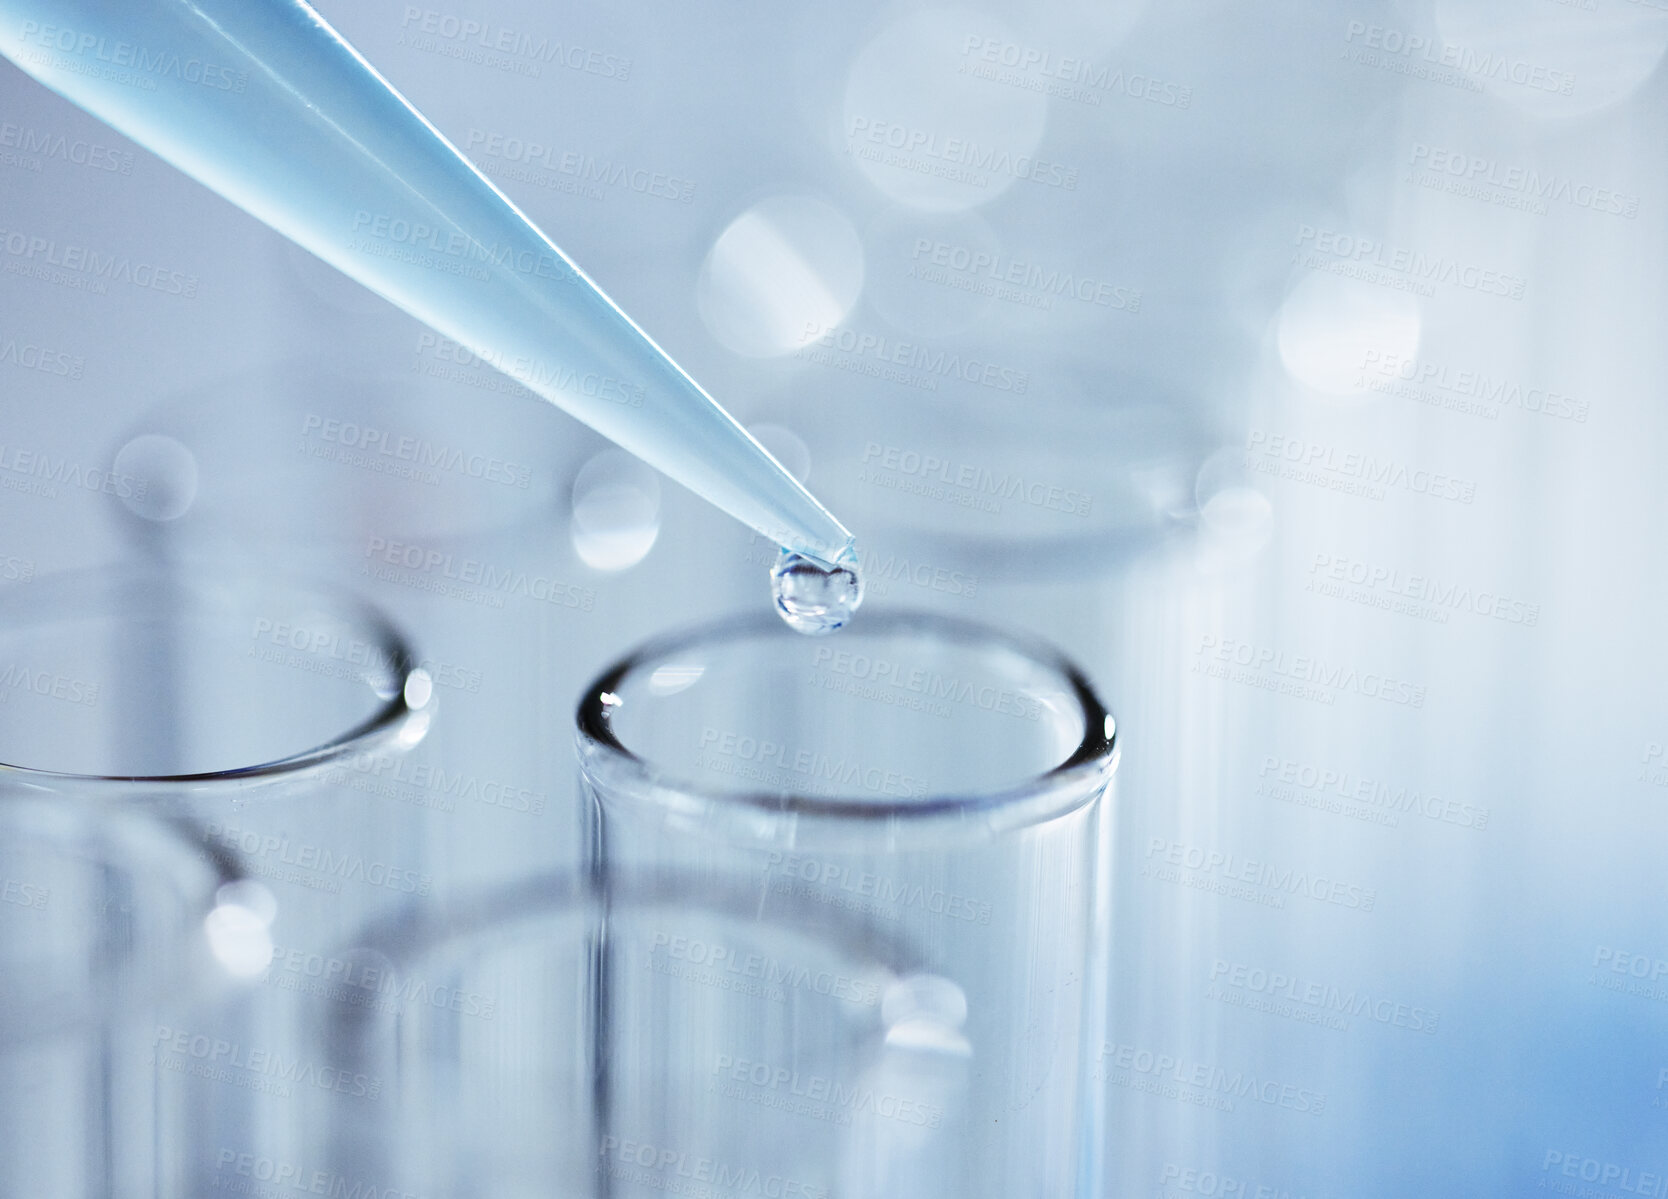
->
(2, 0), (1665, 1193)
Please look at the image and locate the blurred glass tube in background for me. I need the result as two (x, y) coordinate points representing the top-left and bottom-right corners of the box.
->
(305, 870), (949, 1197)
(0, 783), (248, 1197)
(577, 612), (1119, 1199)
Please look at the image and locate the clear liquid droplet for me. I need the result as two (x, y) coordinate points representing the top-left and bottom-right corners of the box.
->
(771, 548), (863, 635)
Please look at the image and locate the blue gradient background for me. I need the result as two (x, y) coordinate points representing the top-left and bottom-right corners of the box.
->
(1, 0), (1664, 1193)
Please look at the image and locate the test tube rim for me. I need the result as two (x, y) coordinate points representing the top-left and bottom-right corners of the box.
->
(0, 565), (432, 796)
(575, 609), (1117, 828)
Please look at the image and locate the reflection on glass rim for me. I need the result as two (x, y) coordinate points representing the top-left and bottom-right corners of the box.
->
(576, 609), (1116, 823)
(0, 565), (432, 791)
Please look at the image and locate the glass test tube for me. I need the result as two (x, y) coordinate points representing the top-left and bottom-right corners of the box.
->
(577, 612), (1119, 1199)
(0, 563), (433, 1192)
(303, 870), (958, 1198)
(0, 783), (250, 1197)
(109, 359), (607, 898)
